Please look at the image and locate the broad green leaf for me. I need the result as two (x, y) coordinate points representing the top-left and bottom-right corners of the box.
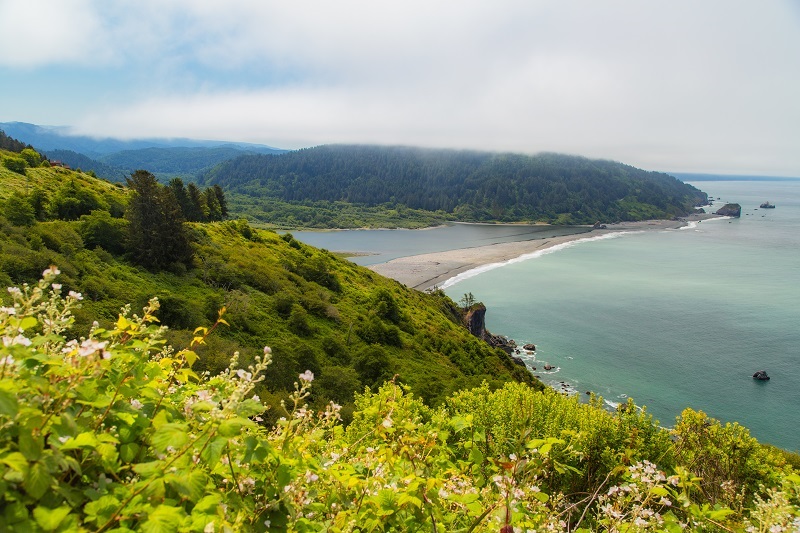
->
(0, 389), (19, 418)
(200, 436), (227, 466)
(120, 443), (141, 463)
(3, 500), (28, 524)
(23, 461), (52, 499)
(235, 399), (266, 418)
(32, 506), (70, 531)
(218, 417), (255, 437)
(18, 316), (38, 331)
(1, 451), (29, 473)
(59, 431), (98, 451)
(151, 423), (188, 452)
(140, 505), (185, 533)
(167, 471), (208, 502)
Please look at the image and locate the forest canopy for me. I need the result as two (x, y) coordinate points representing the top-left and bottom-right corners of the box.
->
(200, 145), (708, 227)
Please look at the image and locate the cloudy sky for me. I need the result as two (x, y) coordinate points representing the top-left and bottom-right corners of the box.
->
(1, 1), (798, 176)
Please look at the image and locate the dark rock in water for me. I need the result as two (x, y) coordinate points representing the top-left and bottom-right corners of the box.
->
(760, 201), (776, 208)
(715, 203), (742, 217)
(752, 370), (770, 381)
(523, 343), (536, 351)
(543, 364), (554, 371)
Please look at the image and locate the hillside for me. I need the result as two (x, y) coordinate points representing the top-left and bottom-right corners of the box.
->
(0, 145), (535, 421)
(200, 145), (708, 228)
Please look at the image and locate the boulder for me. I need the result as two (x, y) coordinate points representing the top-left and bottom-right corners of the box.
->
(752, 370), (770, 381)
(522, 343), (536, 351)
(715, 203), (742, 217)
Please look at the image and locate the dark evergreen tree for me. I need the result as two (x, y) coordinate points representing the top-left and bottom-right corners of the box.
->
(125, 170), (193, 270)
(167, 178), (192, 218)
(212, 184), (228, 218)
(203, 187), (223, 221)
(185, 182), (207, 222)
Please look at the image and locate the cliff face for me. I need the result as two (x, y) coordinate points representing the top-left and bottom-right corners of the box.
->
(463, 304), (488, 340)
(463, 304), (516, 354)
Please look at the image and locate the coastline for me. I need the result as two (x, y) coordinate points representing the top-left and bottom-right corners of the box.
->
(368, 213), (717, 291)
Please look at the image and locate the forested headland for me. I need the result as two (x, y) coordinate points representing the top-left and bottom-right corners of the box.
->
(200, 145), (708, 228)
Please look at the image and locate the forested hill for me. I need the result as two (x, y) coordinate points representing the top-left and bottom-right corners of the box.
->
(201, 145), (708, 225)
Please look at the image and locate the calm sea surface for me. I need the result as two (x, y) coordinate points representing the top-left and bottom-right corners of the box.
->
(293, 180), (800, 450)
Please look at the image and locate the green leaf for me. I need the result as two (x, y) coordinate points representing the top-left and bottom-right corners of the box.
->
(18, 316), (38, 331)
(32, 506), (71, 531)
(218, 417), (255, 437)
(0, 389), (19, 418)
(151, 423), (188, 452)
(200, 436), (227, 466)
(23, 461), (52, 500)
(1, 451), (29, 473)
(59, 431), (98, 451)
(120, 443), (141, 463)
(140, 505), (185, 533)
(235, 399), (266, 418)
(167, 471), (208, 502)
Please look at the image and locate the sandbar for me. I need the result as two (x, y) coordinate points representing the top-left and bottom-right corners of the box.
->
(369, 215), (716, 291)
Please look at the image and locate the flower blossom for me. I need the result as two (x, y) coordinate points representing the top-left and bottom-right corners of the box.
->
(299, 370), (314, 382)
(42, 266), (60, 277)
(0, 306), (16, 315)
(68, 291), (83, 301)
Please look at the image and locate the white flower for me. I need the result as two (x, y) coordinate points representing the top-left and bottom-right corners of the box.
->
(382, 417), (393, 428)
(438, 488), (449, 499)
(236, 368), (252, 380)
(0, 355), (15, 366)
(263, 346), (272, 355)
(299, 370), (314, 382)
(196, 390), (212, 401)
(42, 266), (60, 277)
(3, 335), (31, 347)
(304, 470), (319, 483)
(51, 283), (62, 290)
(78, 339), (108, 357)
(0, 306), (15, 315)
(130, 399), (143, 410)
(252, 394), (260, 402)
(7, 287), (21, 296)
(68, 291), (83, 301)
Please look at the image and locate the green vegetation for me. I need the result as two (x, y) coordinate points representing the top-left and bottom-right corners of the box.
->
(200, 145), (708, 228)
(1, 145), (534, 422)
(0, 279), (797, 531)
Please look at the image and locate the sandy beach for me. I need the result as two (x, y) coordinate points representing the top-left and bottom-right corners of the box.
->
(369, 214), (716, 291)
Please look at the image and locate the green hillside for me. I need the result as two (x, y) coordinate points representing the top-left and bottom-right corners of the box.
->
(200, 145), (708, 228)
(0, 146), (534, 421)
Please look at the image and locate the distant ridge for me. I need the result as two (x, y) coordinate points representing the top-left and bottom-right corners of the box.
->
(0, 121), (286, 157)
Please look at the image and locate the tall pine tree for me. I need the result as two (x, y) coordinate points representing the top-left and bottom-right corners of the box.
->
(125, 170), (193, 270)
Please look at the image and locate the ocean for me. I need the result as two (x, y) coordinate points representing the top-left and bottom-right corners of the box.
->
(293, 180), (800, 450)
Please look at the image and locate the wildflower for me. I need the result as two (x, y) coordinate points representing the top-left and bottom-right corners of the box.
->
(0, 355), (15, 366)
(236, 368), (252, 380)
(130, 399), (143, 410)
(3, 335), (31, 347)
(299, 370), (314, 382)
(7, 287), (21, 296)
(51, 283), (62, 290)
(78, 339), (109, 357)
(305, 470), (319, 483)
(382, 416), (392, 428)
(252, 394), (260, 402)
(42, 266), (60, 277)
(68, 291), (83, 301)
(438, 488), (449, 498)
(0, 306), (15, 315)
(263, 346), (272, 355)
(196, 390), (212, 401)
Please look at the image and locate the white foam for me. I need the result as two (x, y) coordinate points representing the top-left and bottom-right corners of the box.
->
(677, 221), (699, 231)
(440, 231), (638, 289)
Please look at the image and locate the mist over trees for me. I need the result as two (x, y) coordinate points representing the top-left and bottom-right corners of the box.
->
(201, 145), (708, 225)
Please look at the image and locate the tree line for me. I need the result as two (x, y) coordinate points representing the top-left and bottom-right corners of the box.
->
(201, 145), (708, 225)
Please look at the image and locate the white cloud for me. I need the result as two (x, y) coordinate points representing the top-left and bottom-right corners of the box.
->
(8, 1), (800, 175)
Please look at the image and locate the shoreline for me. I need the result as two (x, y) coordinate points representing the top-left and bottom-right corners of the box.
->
(369, 213), (718, 291)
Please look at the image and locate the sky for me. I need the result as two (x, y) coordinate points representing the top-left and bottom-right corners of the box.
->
(1, 1), (799, 176)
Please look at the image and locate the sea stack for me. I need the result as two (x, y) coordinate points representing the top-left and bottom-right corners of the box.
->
(715, 203), (742, 217)
(752, 370), (770, 381)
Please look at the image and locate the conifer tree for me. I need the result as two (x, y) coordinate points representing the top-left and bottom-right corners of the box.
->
(125, 170), (193, 270)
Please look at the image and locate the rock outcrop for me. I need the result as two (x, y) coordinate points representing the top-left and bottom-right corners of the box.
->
(715, 203), (742, 217)
(463, 303), (517, 353)
(752, 370), (770, 381)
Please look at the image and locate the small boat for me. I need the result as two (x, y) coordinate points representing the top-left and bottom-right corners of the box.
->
(760, 201), (776, 208)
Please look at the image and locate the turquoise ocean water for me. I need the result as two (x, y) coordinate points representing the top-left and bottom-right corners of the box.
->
(294, 180), (800, 450)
